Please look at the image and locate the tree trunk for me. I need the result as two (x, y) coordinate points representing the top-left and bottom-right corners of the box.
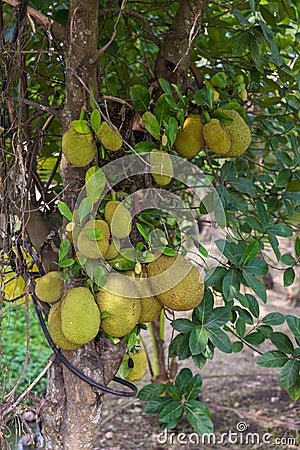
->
(40, 2), (125, 449)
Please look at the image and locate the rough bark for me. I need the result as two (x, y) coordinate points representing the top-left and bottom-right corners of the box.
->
(155, 0), (209, 92)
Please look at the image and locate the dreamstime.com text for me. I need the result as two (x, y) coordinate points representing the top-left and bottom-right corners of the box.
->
(157, 422), (297, 446)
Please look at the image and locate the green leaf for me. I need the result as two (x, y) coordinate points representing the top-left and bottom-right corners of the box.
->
(136, 223), (150, 243)
(58, 258), (74, 268)
(176, 333), (192, 360)
(185, 374), (202, 401)
(205, 307), (231, 329)
(175, 368), (193, 392)
(90, 109), (101, 133)
(232, 341), (244, 353)
(72, 120), (91, 134)
(165, 116), (178, 147)
(284, 267), (295, 287)
(185, 400), (214, 435)
(235, 317), (246, 338)
(144, 397), (172, 414)
(267, 230), (280, 261)
(222, 269), (240, 301)
(59, 239), (70, 260)
(241, 240), (260, 265)
(280, 359), (300, 389)
(84, 227), (103, 241)
(159, 78), (172, 95)
(129, 84), (150, 112)
(257, 350), (289, 368)
(154, 94), (171, 128)
(268, 223), (293, 238)
(142, 112), (161, 140)
(189, 326), (209, 355)
(85, 168), (106, 204)
(192, 288), (214, 324)
(172, 318), (194, 334)
(167, 385), (182, 401)
(242, 271), (267, 303)
(243, 258), (268, 277)
(215, 239), (237, 264)
(158, 401), (183, 423)
(287, 377), (300, 401)
(230, 178), (256, 196)
(162, 247), (177, 256)
(270, 332), (294, 355)
(244, 332), (265, 345)
(286, 315), (300, 337)
(246, 294), (260, 318)
(78, 197), (93, 223)
(281, 253), (296, 266)
(256, 200), (270, 230)
(275, 168), (293, 188)
(134, 141), (157, 154)
(205, 266), (227, 292)
(262, 312), (285, 326)
(192, 354), (207, 369)
(58, 201), (73, 222)
(207, 328), (232, 353)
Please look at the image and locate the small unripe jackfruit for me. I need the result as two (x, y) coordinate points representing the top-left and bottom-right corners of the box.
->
(174, 115), (205, 159)
(104, 201), (132, 239)
(62, 122), (96, 167)
(203, 119), (231, 156)
(147, 254), (204, 311)
(124, 349), (147, 382)
(35, 271), (64, 303)
(96, 122), (122, 151)
(48, 302), (81, 350)
(219, 109), (251, 157)
(150, 150), (174, 186)
(77, 219), (110, 259)
(61, 287), (100, 345)
(96, 274), (141, 337)
(104, 238), (120, 260)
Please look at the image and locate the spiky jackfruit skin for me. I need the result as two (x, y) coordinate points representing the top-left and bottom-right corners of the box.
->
(203, 119), (231, 156)
(61, 287), (100, 345)
(147, 254), (204, 311)
(62, 122), (96, 167)
(35, 271), (64, 304)
(77, 219), (110, 259)
(174, 115), (205, 159)
(219, 109), (251, 157)
(104, 238), (120, 260)
(150, 150), (174, 186)
(124, 349), (147, 382)
(48, 302), (81, 350)
(104, 201), (132, 239)
(96, 274), (141, 337)
(96, 122), (122, 151)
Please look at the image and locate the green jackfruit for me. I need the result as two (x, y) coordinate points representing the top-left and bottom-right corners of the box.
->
(104, 201), (132, 239)
(219, 109), (251, 157)
(35, 271), (64, 304)
(147, 254), (204, 311)
(96, 122), (122, 151)
(77, 219), (110, 259)
(62, 121), (96, 167)
(174, 115), (205, 159)
(150, 149), (174, 186)
(48, 302), (81, 350)
(203, 118), (231, 156)
(123, 349), (147, 382)
(96, 274), (141, 337)
(61, 287), (100, 345)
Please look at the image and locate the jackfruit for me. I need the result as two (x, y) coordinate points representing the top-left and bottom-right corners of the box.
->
(219, 109), (251, 157)
(35, 271), (64, 304)
(62, 121), (96, 167)
(48, 302), (81, 350)
(77, 219), (110, 259)
(61, 287), (100, 345)
(174, 115), (205, 159)
(96, 273), (141, 337)
(123, 349), (147, 382)
(96, 122), (122, 151)
(147, 254), (204, 311)
(149, 149), (174, 186)
(104, 201), (132, 239)
(203, 119), (231, 156)
(104, 238), (120, 260)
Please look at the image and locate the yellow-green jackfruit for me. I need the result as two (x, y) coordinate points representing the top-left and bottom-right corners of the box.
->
(219, 109), (251, 157)
(62, 122), (96, 167)
(150, 149), (174, 186)
(203, 118), (231, 156)
(61, 287), (100, 345)
(104, 238), (120, 260)
(48, 302), (81, 350)
(123, 349), (147, 382)
(104, 201), (132, 239)
(35, 271), (64, 303)
(174, 115), (205, 159)
(96, 274), (141, 337)
(96, 122), (122, 151)
(77, 219), (110, 259)
(147, 254), (204, 311)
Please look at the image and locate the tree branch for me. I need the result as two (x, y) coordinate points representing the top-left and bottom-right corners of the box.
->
(154, 0), (209, 91)
(2, 0), (66, 42)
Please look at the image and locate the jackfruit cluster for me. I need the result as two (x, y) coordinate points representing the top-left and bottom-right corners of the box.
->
(174, 114), (205, 159)
(62, 121), (96, 167)
(147, 254), (204, 311)
(96, 122), (122, 152)
(150, 149), (174, 186)
(123, 348), (147, 382)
